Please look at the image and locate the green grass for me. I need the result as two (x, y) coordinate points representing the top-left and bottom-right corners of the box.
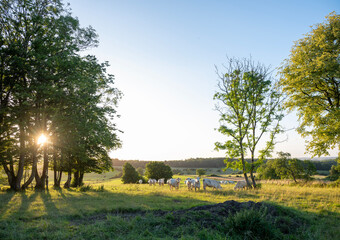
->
(0, 174), (339, 239)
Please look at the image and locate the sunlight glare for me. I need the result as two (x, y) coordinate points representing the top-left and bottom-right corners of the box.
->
(37, 134), (47, 145)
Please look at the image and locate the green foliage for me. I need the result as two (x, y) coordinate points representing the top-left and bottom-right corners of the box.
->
(279, 12), (340, 157)
(144, 162), (173, 181)
(196, 168), (206, 177)
(121, 163), (140, 184)
(259, 152), (317, 182)
(329, 158), (340, 180)
(214, 57), (283, 187)
(136, 167), (144, 176)
(257, 160), (280, 180)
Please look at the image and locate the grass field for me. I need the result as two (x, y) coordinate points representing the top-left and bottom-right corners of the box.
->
(0, 173), (339, 239)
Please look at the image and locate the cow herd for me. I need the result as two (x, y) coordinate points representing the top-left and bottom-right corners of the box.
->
(143, 177), (248, 191)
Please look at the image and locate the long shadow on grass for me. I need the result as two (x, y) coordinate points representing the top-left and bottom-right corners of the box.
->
(0, 191), (16, 217)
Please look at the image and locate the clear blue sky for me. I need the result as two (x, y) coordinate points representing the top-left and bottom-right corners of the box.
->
(66, 0), (339, 160)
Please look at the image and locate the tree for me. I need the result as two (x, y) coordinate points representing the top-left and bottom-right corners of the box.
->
(302, 160), (317, 180)
(329, 158), (340, 180)
(273, 152), (315, 183)
(144, 162), (173, 181)
(196, 168), (206, 177)
(214, 57), (283, 188)
(279, 12), (340, 157)
(121, 163), (140, 184)
(0, 0), (121, 190)
(256, 160), (280, 180)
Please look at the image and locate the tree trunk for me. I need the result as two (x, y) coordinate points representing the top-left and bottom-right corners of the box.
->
(53, 150), (62, 188)
(249, 152), (257, 188)
(79, 171), (84, 186)
(71, 171), (79, 187)
(3, 164), (16, 190)
(240, 144), (251, 188)
(71, 170), (84, 187)
(21, 149), (38, 190)
(14, 120), (26, 190)
(64, 170), (72, 188)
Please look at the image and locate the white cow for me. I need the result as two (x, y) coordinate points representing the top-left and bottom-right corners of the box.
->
(158, 178), (165, 186)
(148, 179), (157, 186)
(138, 179), (143, 184)
(203, 178), (222, 190)
(193, 177), (200, 191)
(185, 178), (193, 190)
(234, 180), (248, 190)
(167, 178), (180, 190)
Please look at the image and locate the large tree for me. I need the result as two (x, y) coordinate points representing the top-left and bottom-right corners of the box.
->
(279, 12), (340, 157)
(214, 57), (283, 188)
(0, 0), (121, 190)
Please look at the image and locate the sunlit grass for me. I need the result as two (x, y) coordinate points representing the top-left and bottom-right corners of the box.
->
(0, 174), (339, 239)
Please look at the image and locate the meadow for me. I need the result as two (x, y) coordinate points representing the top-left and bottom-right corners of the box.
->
(0, 172), (339, 239)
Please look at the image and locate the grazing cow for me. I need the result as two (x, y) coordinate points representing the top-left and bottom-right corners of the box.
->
(234, 180), (247, 190)
(203, 178), (222, 190)
(193, 177), (200, 191)
(185, 178), (193, 190)
(167, 178), (180, 190)
(148, 179), (157, 186)
(138, 179), (143, 184)
(158, 178), (165, 186)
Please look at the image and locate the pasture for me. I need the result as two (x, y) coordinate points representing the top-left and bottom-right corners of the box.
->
(0, 173), (339, 239)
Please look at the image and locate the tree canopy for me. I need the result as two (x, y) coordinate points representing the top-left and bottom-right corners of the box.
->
(279, 12), (340, 157)
(144, 162), (173, 181)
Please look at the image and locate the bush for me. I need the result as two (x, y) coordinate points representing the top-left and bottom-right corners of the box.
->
(196, 168), (206, 177)
(121, 163), (140, 184)
(145, 162), (173, 181)
(225, 208), (281, 240)
(329, 164), (340, 181)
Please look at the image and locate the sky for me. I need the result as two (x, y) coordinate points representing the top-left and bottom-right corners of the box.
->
(66, 0), (339, 161)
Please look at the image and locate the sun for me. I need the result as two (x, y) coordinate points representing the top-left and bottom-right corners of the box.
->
(37, 134), (47, 145)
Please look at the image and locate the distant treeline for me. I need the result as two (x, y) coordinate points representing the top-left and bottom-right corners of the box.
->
(112, 158), (226, 169)
(112, 158), (336, 171)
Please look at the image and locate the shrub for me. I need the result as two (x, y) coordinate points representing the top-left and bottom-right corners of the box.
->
(196, 168), (206, 177)
(145, 162), (173, 181)
(121, 163), (140, 184)
(225, 208), (281, 240)
(77, 185), (92, 192)
(329, 164), (340, 181)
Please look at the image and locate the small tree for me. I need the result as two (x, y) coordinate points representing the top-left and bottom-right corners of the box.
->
(273, 152), (304, 183)
(121, 163), (140, 184)
(196, 168), (206, 177)
(145, 162), (173, 181)
(214, 57), (283, 188)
